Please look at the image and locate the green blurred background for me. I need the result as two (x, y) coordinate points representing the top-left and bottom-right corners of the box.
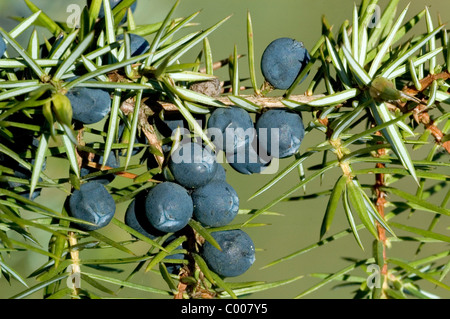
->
(0, 0), (449, 299)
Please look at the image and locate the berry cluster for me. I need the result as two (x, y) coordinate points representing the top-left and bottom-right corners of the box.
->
(67, 104), (306, 278)
(67, 107), (257, 277)
(1, 0), (309, 282)
(207, 105), (305, 174)
(59, 2), (308, 281)
(128, 118), (256, 277)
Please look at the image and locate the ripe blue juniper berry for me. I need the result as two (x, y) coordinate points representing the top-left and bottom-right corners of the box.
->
(226, 138), (272, 174)
(125, 192), (166, 239)
(168, 142), (218, 189)
(261, 37), (310, 90)
(206, 106), (255, 155)
(116, 33), (150, 57)
(256, 109), (305, 158)
(145, 182), (193, 233)
(66, 86), (112, 125)
(201, 229), (256, 277)
(69, 182), (116, 231)
(210, 162), (227, 182)
(191, 180), (240, 227)
(0, 35), (6, 57)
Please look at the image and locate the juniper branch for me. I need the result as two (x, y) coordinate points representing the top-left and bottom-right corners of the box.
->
(152, 93), (327, 112)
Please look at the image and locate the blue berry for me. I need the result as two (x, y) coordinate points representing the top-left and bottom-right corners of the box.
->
(191, 181), (239, 227)
(210, 163), (226, 182)
(0, 35), (6, 57)
(207, 107), (255, 155)
(125, 198), (184, 274)
(145, 182), (193, 233)
(261, 37), (310, 90)
(226, 139), (272, 174)
(125, 196), (165, 239)
(116, 33), (150, 57)
(201, 230), (255, 277)
(69, 182), (116, 231)
(168, 142), (218, 189)
(66, 87), (111, 125)
(256, 109), (304, 158)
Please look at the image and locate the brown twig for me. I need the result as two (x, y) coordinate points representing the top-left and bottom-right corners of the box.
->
(155, 94), (326, 112)
(174, 269), (188, 299)
(85, 162), (161, 183)
(401, 71), (450, 154)
(374, 132), (388, 274)
(67, 231), (81, 298)
(120, 96), (165, 168)
(402, 71), (450, 96)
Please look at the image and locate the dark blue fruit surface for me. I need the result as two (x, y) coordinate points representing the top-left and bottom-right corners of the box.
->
(201, 230), (255, 277)
(66, 87), (111, 125)
(168, 142), (218, 189)
(69, 182), (116, 231)
(256, 109), (304, 158)
(125, 195), (165, 239)
(226, 139), (272, 175)
(191, 181), (239, 227)
(210, 163), (226, 182)
(145, 182), (193, 233)
(207, 107), (255, 155)
(125, 198), (184, 274)
(261, 37), (310, 90)
(116, 33), (150, 57)
(0, 36), (6, 57)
